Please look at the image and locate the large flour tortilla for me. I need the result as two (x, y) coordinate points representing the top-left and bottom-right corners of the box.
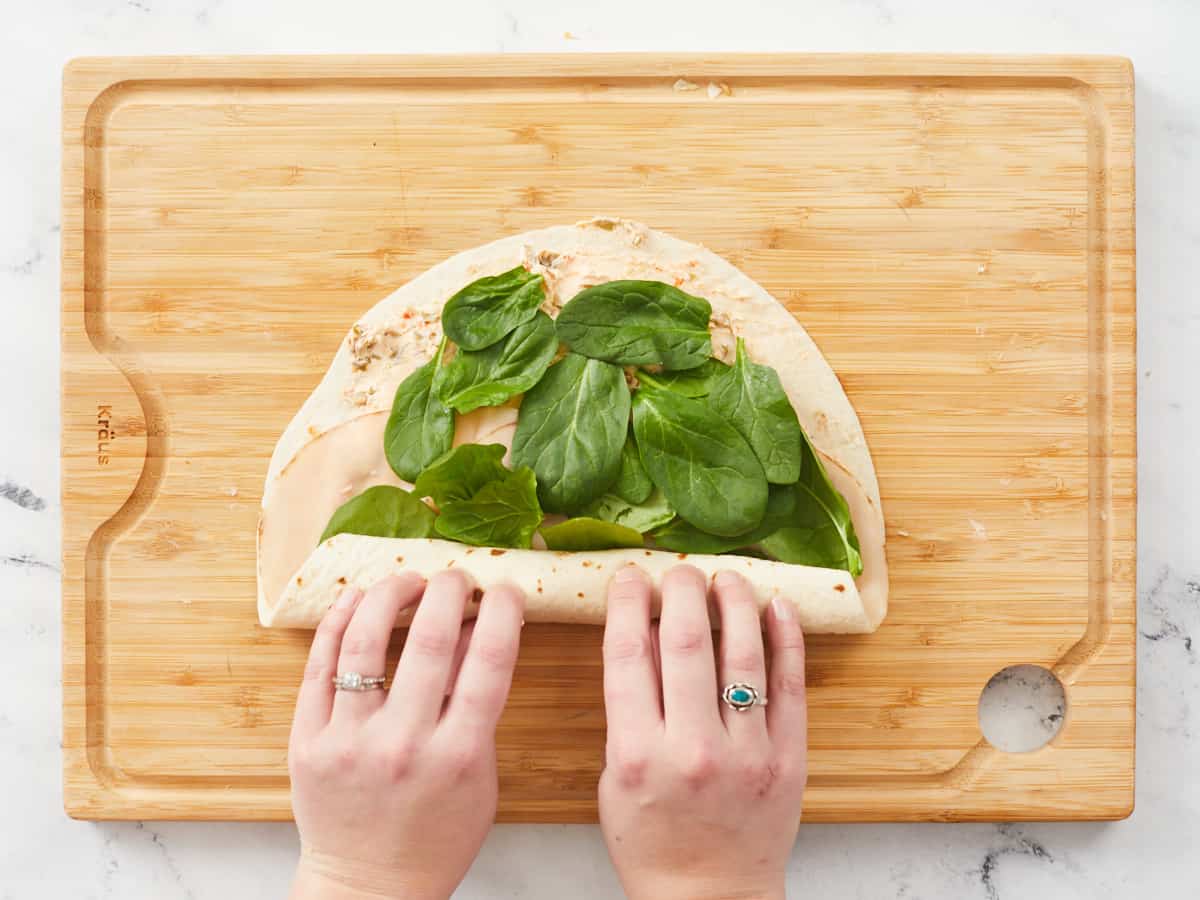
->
(274, 537), (874, 633)
(258, 218), (888, 633)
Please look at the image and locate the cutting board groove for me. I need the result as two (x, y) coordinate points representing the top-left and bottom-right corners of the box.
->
(62, 54), (1135, 821)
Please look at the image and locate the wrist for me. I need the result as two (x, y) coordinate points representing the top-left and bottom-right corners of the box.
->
(290, 864), (384, 900)
(626, 874), (785, 900)
(291, 848), (450, 900)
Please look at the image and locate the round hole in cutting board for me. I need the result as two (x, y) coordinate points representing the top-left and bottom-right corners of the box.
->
(977, 664), (1066, 753)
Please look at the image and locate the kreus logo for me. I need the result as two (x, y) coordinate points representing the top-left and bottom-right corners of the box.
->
(97, 404), (114, 465)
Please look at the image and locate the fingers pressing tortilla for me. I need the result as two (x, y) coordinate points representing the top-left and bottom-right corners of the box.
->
(272, 536), (875, 634)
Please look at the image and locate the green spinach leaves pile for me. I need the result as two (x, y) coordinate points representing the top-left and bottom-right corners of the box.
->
(319, 269), (863, 575)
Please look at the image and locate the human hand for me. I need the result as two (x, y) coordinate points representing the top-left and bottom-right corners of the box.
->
(287, 571), (525, 900)
(599, 565), (808, 900)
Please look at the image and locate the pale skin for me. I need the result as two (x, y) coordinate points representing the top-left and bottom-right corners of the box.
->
(288, 565), (808, 900)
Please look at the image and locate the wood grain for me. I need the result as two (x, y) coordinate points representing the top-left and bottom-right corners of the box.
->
(61, 54), (1136, 822)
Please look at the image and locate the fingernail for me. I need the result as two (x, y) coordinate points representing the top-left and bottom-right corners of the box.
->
(335, 587), (360, 610)
(771, 595), (792, 621)
(715, 570), (741, 588)
(614, 565), (644, 584)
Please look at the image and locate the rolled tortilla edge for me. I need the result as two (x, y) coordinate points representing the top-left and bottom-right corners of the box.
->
(265, 535), (875, 635)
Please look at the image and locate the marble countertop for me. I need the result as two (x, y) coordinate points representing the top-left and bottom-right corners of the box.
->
(3, 1), (1196, 897)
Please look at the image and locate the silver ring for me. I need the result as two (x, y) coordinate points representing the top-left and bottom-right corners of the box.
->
(722, 682), (767, 712)
(333, 672), (386, 692)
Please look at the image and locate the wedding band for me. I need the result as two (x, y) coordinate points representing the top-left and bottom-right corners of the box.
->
(721, 682), (767, 712)
(333, 672), (386, 692)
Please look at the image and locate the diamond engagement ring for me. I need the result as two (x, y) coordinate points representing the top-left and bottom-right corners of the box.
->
(333, 672), (386, 692)
(721, 682), (767, 712)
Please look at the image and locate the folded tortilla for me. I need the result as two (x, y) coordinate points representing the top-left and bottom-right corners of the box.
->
(270, 536), (874, 633)
(258, 218), (888, 633)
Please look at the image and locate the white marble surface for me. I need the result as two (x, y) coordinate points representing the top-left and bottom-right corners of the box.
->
(3, 0), (1197, 896)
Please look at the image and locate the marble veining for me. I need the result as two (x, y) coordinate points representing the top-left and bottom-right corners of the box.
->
(2, 246), (46, 277)
(1140, 566), (1198, 660)
(978, 665), (1067, 753)
(3, 0), (1198, 897)
(978, 825), (1054, 900)
(1, 553), (60, 571)
(1, 481), (47, 512)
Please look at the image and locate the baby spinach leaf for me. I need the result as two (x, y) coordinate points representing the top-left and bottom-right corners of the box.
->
(383, 343), (455, 482)
(540, 517), (644, 551)
(708, 338), (803, 484)
(651, 484), (795, 554)
(434, 466), (543, 549)
(613, 430), (653, 504)
(631, 381), (768, 537)
(511, 353), (631, 513)
(761, 432), (863, 575)
(441, 266), (544, 351)
(556, 280), (713, 370)
(319, 485), (436, 544)
(435, 311), (558, 413)
(414, 444), (547, 550)
(578, 487), (675, 533)
(644, 358), (730, 398)
(733, 546), (771, 560)
(413, 443), (508, 506)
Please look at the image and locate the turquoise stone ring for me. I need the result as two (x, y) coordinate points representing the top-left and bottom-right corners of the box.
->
(721, 682), (767, 712)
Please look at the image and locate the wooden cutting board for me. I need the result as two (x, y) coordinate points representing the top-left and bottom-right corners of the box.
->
(61, 54), (1135, 822)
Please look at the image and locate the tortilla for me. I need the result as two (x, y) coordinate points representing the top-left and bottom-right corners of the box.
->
(258, 217), (888, 633)
(269, 536), (874, 634)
